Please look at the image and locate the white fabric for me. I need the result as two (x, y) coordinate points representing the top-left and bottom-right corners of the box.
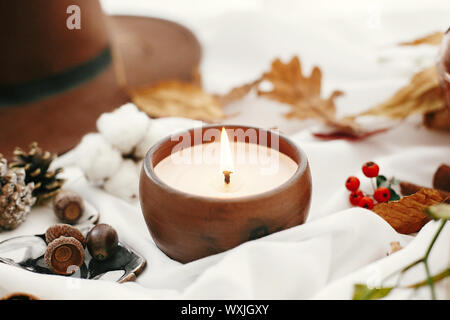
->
(1, 0), (449, 299)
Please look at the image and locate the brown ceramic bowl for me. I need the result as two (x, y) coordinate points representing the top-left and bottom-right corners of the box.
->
(139, 125), (312, 263)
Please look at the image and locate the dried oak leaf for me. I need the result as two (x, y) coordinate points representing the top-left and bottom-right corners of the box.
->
(399, 31), (444, 46)
(353, 66), (446, 119)
(256, 57), (388, 139)
(257, 57), (343, 119)
(131, 81), (224, 122)
(372, 188), (443, 234)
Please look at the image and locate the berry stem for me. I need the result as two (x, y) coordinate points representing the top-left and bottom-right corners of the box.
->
(371, 178), (377, 193)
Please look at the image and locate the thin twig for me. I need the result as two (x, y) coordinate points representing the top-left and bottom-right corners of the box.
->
(379, 219), (447, 299)
(371, 178), (377, 194)
(424, 219), (447, 260)
(424, 261), (436, 299)
(422, 219), (447, 299)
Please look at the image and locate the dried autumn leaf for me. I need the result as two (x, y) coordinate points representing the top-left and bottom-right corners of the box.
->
(257, 57), (343, 119)
(399, 31), (444, 46)
(254, 57), (385, 139)
(353, 67), (446, 119)
(131, 81), (224, 122)
(335, 31), (448, 135)
(372, 188), (443, 234)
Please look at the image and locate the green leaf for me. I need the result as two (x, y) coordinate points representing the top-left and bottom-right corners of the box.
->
(376, 175), (388, 188)
(376, 176), (401, 202)
(425, 204), (450, 220)
(388, 187), (401, 201)
(352, 284), (393, 300)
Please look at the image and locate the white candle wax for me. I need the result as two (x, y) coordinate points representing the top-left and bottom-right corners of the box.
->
(154, 142), (298, 198)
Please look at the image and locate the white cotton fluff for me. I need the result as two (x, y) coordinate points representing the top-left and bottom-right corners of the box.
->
(134, 117), (203, 158)
(76, 133), (123, 185)
(97, 103), (150, 154)
(104, 159), (139, 201)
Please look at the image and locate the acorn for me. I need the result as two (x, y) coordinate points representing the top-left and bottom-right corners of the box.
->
(86, 224), (119, 261)
(44, 236), (84, 275)
(53, 190), (85, 224)
(45, 224), (86, 247)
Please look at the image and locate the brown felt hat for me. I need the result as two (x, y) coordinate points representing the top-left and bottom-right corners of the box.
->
(0, 0), (201, 158)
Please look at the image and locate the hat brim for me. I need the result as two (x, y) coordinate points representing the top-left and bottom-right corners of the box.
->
(0, 15), (201, 158)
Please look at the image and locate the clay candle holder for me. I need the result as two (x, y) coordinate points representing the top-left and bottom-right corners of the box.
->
(139, 125), (312, 263)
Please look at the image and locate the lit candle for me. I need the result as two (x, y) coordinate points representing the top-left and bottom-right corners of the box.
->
(153, 127), (298, 198)
(140, 125), (312, 263)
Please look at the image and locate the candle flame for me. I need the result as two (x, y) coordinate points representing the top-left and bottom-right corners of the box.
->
(220, 127), (234, 183)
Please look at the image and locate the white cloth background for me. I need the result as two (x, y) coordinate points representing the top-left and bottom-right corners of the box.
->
(0, 0), (449, 299)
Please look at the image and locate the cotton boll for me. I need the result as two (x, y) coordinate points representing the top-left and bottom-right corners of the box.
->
(134, 122), (168, 159)
(76, 133), (123, 185)
(135, 117), (203, 158)
(97, 103), (150, 154)
(104, 160), (139, 201)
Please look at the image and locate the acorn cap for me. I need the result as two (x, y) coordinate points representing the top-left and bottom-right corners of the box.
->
(53, 190), (85, 224)
(44, 236), (85, 275)
(45, 224), (86, 246)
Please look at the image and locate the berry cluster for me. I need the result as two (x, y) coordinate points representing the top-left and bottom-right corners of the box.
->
(345, 161), (398, 210)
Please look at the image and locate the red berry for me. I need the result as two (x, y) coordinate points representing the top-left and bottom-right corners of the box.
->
(345, 176), (360, 192)
(358, 196), (374, 209)
(374, 187), (390, 203)
(349, 190), (364, 206)
(362, 161), (379, 178)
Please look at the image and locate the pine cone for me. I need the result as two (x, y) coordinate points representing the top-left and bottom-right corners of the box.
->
(9, 142), (64, 205)
(0, 155), (36, 230)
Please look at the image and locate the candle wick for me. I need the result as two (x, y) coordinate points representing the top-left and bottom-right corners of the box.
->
(223, 171), (232, 184)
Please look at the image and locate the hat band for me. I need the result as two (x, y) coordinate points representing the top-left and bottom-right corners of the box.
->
(0, 47), (112, 107)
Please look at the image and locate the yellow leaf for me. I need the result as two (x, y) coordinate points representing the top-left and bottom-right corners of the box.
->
(353, 67), (446, 119)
